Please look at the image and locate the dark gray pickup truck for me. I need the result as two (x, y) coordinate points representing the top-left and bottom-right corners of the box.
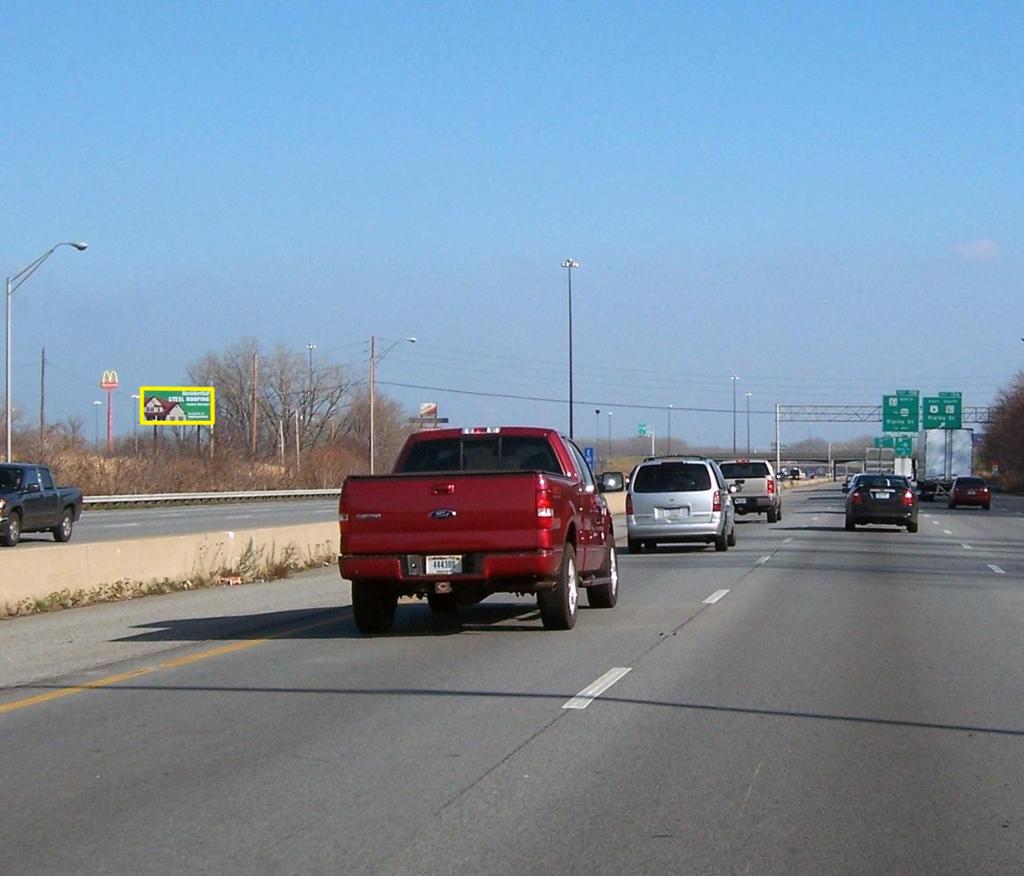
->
(0, 464), (83, 546)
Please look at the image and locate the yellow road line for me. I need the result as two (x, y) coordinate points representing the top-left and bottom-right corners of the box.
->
(0, 612), (347, 716)
(0, 668), (154, 716)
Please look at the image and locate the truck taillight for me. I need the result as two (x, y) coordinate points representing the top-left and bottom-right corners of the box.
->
(626, 493), (633, 515)
(712, 490), (721, 512)
(767, 479), (775, 495)
(901, 489), (915, 507)
(536, 476), (554, 529)
(339, 494), (350, 533)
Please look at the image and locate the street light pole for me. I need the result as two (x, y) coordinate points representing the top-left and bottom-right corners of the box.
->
(5, 241), (88, 461)
(561, 259), (578, 439)
(607, 410), (613, 462)
(668, 404), (673, 455)
(369, 335), (417, 474)
(745, 392), (752, 454)
(731, 375), (739, 454)
(594, 408), (601, 466)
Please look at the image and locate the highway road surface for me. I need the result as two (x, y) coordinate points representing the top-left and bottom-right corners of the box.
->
(2, 485), (1023, 874)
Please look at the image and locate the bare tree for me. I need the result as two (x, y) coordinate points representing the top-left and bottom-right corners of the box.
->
(981, 372), (1024, 488)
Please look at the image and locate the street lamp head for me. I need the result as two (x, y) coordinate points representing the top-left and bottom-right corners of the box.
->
(92, 400), (102, 406)
(561, 259), (579, 269)
(405, 337), (417, 343)
(68, 242), (89, 251)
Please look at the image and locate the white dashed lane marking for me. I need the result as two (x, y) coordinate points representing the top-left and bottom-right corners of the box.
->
(988, 564), (1006, 575)
(756, 555), (771, 565)
(563, 668), (632, 710)
(703, 589), (730, 604)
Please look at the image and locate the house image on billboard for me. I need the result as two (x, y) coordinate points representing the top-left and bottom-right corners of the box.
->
(144, 397), (186, 422)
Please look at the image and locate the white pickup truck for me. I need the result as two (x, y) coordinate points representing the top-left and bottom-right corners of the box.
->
(719, 458), (782, 523)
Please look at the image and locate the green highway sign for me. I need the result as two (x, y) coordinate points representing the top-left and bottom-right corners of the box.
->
(637, 423), (648, 436)
(922, 392), (962, 429)
(882, 391), (919, 432)
(894, 436), (913, 457)
(873, 436), (895, 448)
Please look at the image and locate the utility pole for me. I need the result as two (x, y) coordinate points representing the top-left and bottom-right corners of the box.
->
(294, 408), (300, 473)
(39, 347), (45, 449)
(250, 352), (259, 457)
(369, 335), (376, 473)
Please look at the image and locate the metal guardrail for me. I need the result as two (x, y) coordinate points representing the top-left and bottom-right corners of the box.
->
(83, 488), (341, 508)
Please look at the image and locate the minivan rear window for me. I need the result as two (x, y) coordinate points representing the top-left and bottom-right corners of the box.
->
(719, 462), (770, 479)
(632, 462), (711, 493)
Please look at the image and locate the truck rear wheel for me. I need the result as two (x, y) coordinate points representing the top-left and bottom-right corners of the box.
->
(52, 508), (74, 542)
(539, 545), (578, 630)
(1, 511), (21, 547)
(586, 544), (618, 608)
(351, 580), (398, 634)
(767, 507), (778, 523)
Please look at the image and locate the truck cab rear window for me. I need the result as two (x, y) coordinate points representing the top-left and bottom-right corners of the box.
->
(399, 437), (562, 475)
(719, 462), (770, 479)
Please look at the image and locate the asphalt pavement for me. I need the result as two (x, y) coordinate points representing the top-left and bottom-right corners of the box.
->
(2, 484), (1023, 874)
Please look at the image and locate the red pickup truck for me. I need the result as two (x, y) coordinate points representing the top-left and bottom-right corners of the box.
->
(339, 427), (619, 634)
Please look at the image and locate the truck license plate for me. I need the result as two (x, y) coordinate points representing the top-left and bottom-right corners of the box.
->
(426, 555), (462, 575)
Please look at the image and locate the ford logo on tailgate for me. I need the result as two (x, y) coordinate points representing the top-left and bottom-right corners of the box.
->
(430, 509), (458, 520)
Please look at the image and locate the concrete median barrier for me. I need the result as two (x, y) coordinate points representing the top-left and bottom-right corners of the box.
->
(1, 523), (340, 611)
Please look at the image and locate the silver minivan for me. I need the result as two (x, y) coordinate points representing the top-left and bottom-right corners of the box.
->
(626, 456), (737, 553)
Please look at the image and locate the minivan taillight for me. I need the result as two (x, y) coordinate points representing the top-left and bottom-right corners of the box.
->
(713, 490), (721, 512)
(626, 493), (633, 515)
(536, 476), (554, 529)
(851, 490), (864, 505)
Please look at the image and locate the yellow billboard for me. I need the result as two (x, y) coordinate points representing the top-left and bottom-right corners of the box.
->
(139, 386), (216, 426)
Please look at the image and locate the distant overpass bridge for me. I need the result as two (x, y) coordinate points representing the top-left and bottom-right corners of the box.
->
(772, 404), (992, 473)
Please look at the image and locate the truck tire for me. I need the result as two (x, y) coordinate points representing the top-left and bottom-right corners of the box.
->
(627, 537), (643, 554)
(845, 516), (855, 531)
(426, 592), (458, 613)
(1, 511), (21, 547)
(948, 501), (956, 509)
(984, 503), (991, 511)
(538, 545), (578, 630)
(586, 544), (618, 608)
(52, 508), (74, 542)
(767, 507), (778, 523)
(351, 580), (398, 634)
(907, 521), (919, 533)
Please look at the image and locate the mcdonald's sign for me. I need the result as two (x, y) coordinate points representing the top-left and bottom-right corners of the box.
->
(100, 370), (119, 390)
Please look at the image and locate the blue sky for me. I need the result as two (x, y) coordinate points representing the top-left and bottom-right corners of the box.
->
(3, 1), (1021, 451)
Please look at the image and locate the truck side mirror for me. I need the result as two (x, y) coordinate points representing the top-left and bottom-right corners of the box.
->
(25, 482), (41, 494)
(599, 471), (625, 493)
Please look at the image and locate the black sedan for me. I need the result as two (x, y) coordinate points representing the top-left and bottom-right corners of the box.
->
(845, 474), (918, 532)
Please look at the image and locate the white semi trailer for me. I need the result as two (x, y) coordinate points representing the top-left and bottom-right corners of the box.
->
(916, 428), (974, 501)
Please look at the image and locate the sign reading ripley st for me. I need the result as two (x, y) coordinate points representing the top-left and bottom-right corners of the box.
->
(140, 386), (215, 426)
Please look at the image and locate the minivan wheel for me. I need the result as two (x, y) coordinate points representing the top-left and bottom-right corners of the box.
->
(727, 525), (736, 547)
(627, 537), (642, 554)
(539, 545), (579, 630)
(714, 530), (728, 552)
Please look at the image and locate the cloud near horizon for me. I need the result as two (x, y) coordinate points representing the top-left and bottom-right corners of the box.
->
(954, 239), (1000, 261)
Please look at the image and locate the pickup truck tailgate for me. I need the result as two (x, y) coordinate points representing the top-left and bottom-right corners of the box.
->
(341, 472), (557, 555)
